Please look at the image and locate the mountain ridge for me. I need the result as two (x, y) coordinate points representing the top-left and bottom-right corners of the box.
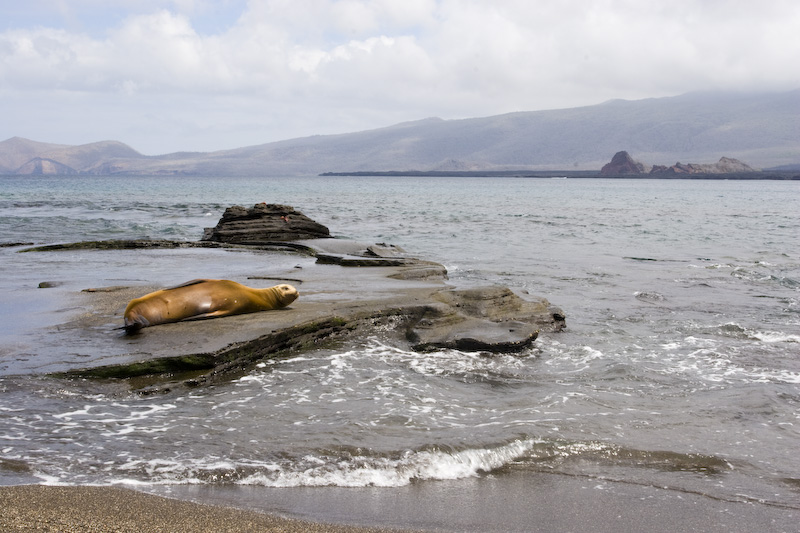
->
(1, 89), (798, 176)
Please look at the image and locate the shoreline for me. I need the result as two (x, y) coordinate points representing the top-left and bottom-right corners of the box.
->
(0, 485), (413, 533)
(3, 471), (798, 533)
(318, 170), (800, 180)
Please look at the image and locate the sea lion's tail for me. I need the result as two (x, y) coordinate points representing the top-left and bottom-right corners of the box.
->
(123, 322), (144, 334)
(123, 312), (149, 334)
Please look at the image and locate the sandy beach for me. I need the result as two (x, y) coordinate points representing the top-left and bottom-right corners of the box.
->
(0, 485), (411, 533)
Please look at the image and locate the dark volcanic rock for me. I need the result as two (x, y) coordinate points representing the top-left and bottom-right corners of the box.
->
(20, 240), (223, 252)
(202, 203), (331, 244)
(21, 207), (566, 390)
(600, 151), (647, 176)
(60, 284), (566, 392)
(407, 287), (566, 353)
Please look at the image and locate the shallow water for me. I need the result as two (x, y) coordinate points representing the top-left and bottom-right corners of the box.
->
(1, 176), (799, 524)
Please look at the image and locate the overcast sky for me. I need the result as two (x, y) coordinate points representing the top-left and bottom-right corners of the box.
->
(1, 0), (798, 155)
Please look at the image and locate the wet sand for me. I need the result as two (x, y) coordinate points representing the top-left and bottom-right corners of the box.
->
(0, 485), (411, 533)
(155, 470), (800, 533)
(3, 470), (797, 533)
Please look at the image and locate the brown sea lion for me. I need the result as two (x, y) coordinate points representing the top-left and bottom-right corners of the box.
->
(123, 279), (298, 332)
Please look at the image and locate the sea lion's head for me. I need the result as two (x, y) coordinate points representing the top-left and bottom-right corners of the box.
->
(274, 284), (299, 306)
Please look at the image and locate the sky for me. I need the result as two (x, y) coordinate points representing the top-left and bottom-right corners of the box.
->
(1, 0), (799, 155)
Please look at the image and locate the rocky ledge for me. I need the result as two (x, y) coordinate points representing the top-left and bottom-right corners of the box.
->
(20, 204), (565, 394)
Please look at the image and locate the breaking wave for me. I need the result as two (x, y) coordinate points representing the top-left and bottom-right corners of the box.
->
(52, 438), (542, 488)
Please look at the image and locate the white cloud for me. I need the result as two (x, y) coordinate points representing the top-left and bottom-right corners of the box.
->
(1, 0), (799, 153)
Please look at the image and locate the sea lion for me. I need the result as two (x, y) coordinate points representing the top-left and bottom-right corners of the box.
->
(123, 279), (298, 332)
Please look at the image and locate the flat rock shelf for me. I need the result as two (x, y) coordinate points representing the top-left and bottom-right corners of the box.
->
(18, 204), (565, 394)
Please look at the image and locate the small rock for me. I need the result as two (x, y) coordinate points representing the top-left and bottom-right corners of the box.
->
(81, 286), (129, 293)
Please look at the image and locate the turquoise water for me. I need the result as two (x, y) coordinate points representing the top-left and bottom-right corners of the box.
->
(1, 175), (799, 527)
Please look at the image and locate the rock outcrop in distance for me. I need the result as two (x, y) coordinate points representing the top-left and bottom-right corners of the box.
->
(650, 156), (757, 175)
(601, 151), (757, 176)
(600, 151), (648, 175)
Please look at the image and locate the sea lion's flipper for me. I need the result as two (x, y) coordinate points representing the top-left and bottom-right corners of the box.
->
(163, 279), (210, 291)
(182, 309), (231, 321)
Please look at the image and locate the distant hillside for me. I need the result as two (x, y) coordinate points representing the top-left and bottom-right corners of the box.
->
(0, 137), (71, 173)
(0, 137), (145, 175)
(1, 89), (798, 176)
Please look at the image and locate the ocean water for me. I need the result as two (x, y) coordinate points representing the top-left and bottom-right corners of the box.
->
(0, 176), (799, 528)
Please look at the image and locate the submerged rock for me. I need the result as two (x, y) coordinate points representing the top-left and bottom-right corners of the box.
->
(202, 203), (331, 244)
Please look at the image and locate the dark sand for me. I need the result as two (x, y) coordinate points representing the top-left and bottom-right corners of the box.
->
(0, 485), (411, 533)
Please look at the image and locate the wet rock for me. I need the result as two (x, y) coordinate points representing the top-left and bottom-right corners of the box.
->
(60, 283), (566, 393)
(0, 457), (32, 473)
(202, 203), (331, 244)
(365, 243), (409, 258)
(294, 238), (448, 277)
(21, 240), (222, 252)
(407, 287), (566, 353)
(387, 262), (448, 280)
(82, 286), (130, 293)
(20, 207), (565, 391)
